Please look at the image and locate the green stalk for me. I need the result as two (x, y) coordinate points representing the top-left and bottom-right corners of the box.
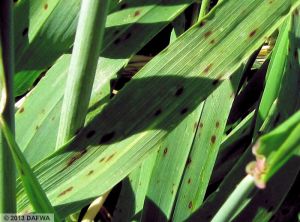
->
(0, 0), (16, 213)
(0, 116), (60, 221)
(199, 0), (211, 20)
(211, 175), (256, 222)
(56, 0), (109, 148)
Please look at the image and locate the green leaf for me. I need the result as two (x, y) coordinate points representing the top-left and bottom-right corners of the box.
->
(0, 116), (60, 220)
(16, 0), (300, 217)
(16, 1), (192, 165)
(247, 111), (300, 188)
(172, 70), (242, 222)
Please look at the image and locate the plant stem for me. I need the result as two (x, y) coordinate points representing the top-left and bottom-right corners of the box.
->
(211, 175), (256, 222)
(56, 0), (110, 148)
(199, 0), (211, 20)
(0, 0), (16, 213)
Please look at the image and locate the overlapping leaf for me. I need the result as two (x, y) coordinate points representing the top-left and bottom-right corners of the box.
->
(16, 0), (300, 217)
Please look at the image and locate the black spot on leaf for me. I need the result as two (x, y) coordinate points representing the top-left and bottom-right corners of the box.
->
(86, 130), (96, 139)
(100, 132), (115, 143)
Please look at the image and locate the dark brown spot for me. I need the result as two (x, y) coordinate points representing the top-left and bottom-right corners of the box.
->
(210, 39), (215, 44)
(35, 125), (39, 130)
(180, 108), (188, 115)
(204, 31), (212, 38)
(114, 38), (121, 45)
(44, 3), (48, 10)
(99, 157), (105, 163)
(188, 201), (193, 209)
(134, 10), (141, 17)
(294, 8), (299, 16)
(58, 187), (73, 197)
(163, 147), (168, 155)
(154, 109), (162, 116)
(204, 64), (213, 74)
(86, 130), (96, 139)
(106, 153), (115, 162)
(66, 149), (87, 167)
(51, 116), (55, 121)
(186, 157), (192, 166)
(19, 107), (25, 113)
(22, 27), (28, 36)
(199, 123), (203, 128)
(100, 131), (115, 143)
(294, 50), (298, 60)
(194, 122), (198, 131)
(216, 121), (220, 128)
(175, 87), (184, 96)
(249, 29), (257, 38)
(211, 135), (216, 144)
(212, 79), (219, 85)
(120, 3), (127, 9)
(87, 170), (94, 176)
(188, 178), (191, 184)
(199, 20), (206, 27)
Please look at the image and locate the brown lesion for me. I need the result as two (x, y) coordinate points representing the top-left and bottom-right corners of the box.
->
(66, 149), (87, 167)
(87, 170), (94, 176)
(204, 31), (213, 38)
(134, 10), (141, 17)
(163, 147), (168, 156)
(204, 64), (213, 74)
(106, 153), (116, 162)
(19, 107), (25, 113)
(58, 187), (73, 197)
(186, 157), (192, 166)
(211, 135), (216, 144)
(249, 29), (257, 38)
(199, 20), (206, 27)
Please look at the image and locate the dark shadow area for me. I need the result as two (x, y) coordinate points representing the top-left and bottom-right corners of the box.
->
(185, 148), (256, 222)
(14, 0), (190, 96)
(61, 75), (227, 153)
(186, 157), (300, 222)
(112, 178), (137, 222)
(270, 168), (300, 222)
(54, 197), (95, 218)
(227, 59), (268, 125)
(140, 198), (168, 222)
